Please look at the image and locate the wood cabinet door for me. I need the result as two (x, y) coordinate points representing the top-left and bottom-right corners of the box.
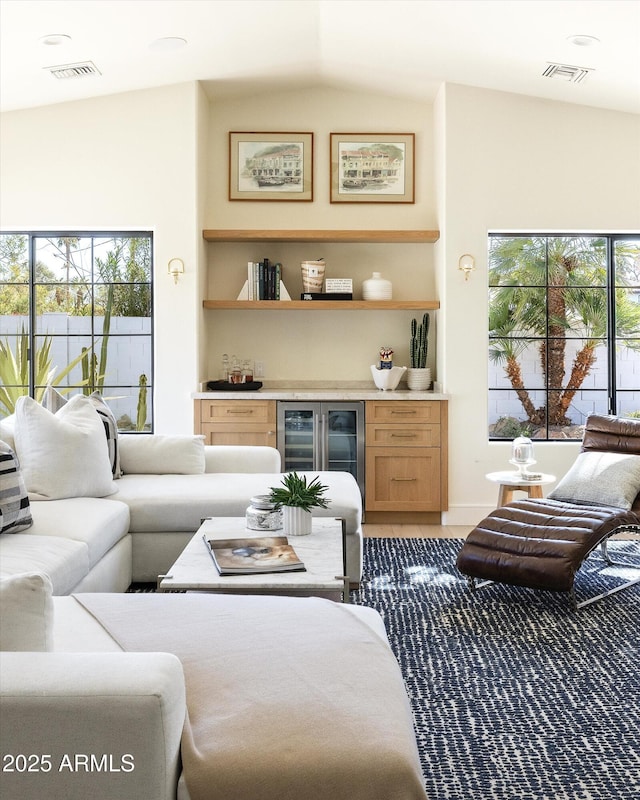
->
(365, 447), (441, 511)
(200, 425), (276, 447)
(365, 422), (441, 448)
(365, 401), (441, 424)
(198, 400), (276, 425)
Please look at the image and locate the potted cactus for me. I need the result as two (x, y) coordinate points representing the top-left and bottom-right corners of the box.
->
(408, 313), (431, 390)
(268, 472), (330, 536)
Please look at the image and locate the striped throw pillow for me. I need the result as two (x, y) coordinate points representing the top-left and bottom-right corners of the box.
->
(88, 391), (121, 479)
(0, 441), (33, 533)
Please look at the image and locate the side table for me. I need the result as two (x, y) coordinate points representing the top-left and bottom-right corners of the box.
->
(486, 470), (556, 506)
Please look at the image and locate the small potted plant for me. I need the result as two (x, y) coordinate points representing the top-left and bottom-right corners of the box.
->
(268, 472), (330, 536)
(407, 312), (431, 391)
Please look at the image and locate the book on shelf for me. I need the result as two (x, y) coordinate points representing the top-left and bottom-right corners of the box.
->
(242, 259), (286, 301)
(325, 278), (353, 293)
(203, 534), (306, 575)
(301, 292), (353, 301)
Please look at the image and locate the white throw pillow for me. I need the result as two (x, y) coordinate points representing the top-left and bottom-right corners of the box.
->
(14, 395), (116, 500)
(0, 572), (53, 651)
(0, 414), (16, 450)
(548, 450), (640, 510)
(41, 387), (121, 479)
(119, 434), (206, 475)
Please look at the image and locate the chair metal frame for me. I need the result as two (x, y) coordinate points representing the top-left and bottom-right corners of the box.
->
(465, 524), (640, 611)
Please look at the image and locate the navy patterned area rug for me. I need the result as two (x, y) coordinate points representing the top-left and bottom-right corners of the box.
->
(351, 537), (640, 800)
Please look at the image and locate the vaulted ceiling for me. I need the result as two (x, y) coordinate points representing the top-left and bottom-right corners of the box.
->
(1, 0), (639, 114)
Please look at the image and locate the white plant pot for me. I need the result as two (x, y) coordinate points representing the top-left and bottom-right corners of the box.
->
(283, 506), (313, 536)
(370, 364), (407, 391)
(407, 367), (432, 391)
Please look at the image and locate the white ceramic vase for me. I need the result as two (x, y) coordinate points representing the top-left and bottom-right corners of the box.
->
(362, 272), (392, 300)
(407, 367), (432, 391)
(283, 506), (313, 536)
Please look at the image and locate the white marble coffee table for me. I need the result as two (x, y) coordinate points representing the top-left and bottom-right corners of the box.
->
(158, 516), (350, 601)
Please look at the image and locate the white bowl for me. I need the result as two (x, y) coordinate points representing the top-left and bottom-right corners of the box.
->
(370, 364), (407, 391)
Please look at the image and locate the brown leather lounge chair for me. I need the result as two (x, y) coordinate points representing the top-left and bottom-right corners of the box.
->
(456, 415), (640, 610)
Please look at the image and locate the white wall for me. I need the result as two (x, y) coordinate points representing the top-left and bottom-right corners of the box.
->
(2, 79), (639, 524)
(437, 83), (640, 523)
(0, 83), (202, 433)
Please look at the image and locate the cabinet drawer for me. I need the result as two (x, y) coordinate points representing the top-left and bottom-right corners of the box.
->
(366, 401), (441, 424)
(366, 423), (441, 448)
(199, 400), (276, 425)
(365, 447), (442, 511)
(200, 425), (276, 447)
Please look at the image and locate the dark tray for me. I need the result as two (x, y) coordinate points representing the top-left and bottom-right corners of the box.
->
(206, 380), (263, 391)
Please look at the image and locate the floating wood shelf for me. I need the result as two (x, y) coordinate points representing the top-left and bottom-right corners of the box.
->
(203, 300), (440, 311)
(202, 229), (440, 244)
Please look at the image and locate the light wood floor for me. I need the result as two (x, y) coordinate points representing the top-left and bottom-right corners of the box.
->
(363, 524), (473, 539)
(363, 524), (637, 541)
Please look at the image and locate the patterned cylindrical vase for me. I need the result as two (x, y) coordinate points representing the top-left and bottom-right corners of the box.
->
(301, 260), (326, 293)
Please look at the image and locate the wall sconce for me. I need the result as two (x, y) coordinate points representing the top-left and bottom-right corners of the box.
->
(168, 258), (185, 284)
(458, 254), (476, 281)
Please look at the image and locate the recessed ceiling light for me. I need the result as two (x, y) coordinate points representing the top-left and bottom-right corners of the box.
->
(149, 37), (187, 53)
(39, 33), (72, 46)
(567, 34), (600, 47)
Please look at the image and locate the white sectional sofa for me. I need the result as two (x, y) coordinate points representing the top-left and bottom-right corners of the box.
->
(0, 576), (427, 800)
(0, 398), (427, 800)
(0, 400), (364, 592)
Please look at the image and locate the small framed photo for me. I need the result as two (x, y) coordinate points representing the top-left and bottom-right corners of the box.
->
(329, 133), (415, 204)
(229, 132), (314, 201)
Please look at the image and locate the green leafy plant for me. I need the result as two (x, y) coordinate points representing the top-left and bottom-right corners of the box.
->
(136, 374), (148, 431)
(410, 313), (430, 368)
(0, 328), (93, 417)
(268, 472), (330, 511)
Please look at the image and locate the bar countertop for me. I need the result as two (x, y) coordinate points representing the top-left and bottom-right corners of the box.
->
(192, 382), (448, 401)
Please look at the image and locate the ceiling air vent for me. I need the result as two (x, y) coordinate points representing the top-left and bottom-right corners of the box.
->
(542, 62), (592, 83)
(46, 61), (102, 80)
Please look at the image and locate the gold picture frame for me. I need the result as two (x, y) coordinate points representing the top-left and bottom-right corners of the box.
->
(229, 132), (314, 201)
(329, 132), (415, 204)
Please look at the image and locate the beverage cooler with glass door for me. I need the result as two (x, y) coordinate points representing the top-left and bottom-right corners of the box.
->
(276, 402), (365, 502)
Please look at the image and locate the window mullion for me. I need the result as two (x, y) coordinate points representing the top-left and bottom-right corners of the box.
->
(606, 238), (616, 415)
(28, 234), (36, 397)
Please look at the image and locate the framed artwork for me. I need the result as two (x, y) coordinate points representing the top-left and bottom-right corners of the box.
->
(329, 133), (415, 204)
(229, 132), (314, 201)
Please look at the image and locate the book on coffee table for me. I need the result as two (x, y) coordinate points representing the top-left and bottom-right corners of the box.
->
(203, 535), (306, 575)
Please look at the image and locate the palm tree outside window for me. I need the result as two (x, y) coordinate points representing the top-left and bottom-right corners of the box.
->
(488, 234), (640, 441)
